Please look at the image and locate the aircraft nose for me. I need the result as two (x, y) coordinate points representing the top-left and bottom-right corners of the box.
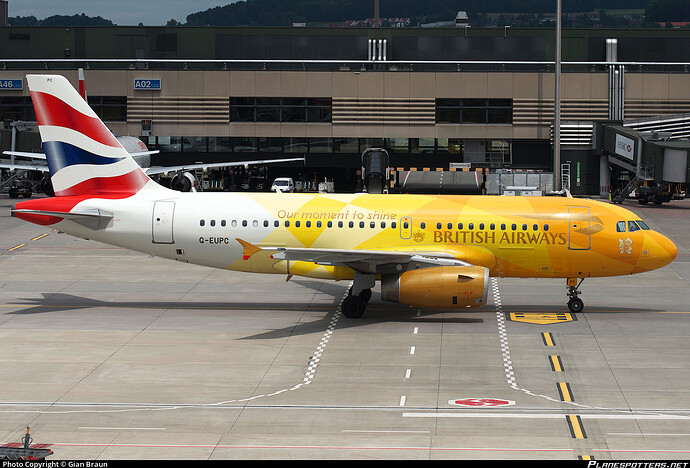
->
(654, 232), (677, 267)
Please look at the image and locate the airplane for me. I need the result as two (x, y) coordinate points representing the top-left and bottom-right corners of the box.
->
(11, 75), (678, 318)
(1, 69), (304, 194)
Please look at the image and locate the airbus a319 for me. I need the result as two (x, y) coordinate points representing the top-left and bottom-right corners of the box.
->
(12, 75), (678, 318)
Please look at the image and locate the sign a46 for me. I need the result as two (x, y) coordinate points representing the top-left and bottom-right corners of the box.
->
(0, 79), (23, 90)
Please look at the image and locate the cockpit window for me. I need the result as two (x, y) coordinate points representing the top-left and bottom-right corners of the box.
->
(616, 221), (626, 232)
(636, 220), (651, 230)
(628, 221), (640, 232)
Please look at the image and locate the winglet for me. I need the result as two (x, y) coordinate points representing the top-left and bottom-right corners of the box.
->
(235, 238), (262, 260)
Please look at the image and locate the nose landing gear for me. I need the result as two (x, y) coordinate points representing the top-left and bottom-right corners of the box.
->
(567, 277), (584, 313)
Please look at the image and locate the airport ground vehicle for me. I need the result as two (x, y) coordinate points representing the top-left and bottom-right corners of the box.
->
(271, 177), (295, 192)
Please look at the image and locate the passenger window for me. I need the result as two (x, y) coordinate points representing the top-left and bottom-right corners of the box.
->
(533, 224), (538, 231)
(628, 221), (640, 232)
(391, 222), (397, 229)
(370, 221), (375, 228)
(436, 222), (442, 229)
(338, 221), (343, 228)
(242, 220), (247, 227)
(306, 221), (311, 228)
(544, 224), (549, 231)
(221, 220), (226, 227)
(327, 221), (332, 228)
(636, 220), (651, 230)
(522, 224), (527, 231)
(200, 219), (205, 226)
(210, 220), (216, 227)
(232, 220), (237, 227)
(447, 223), (453, 230)
(501, 223), (506, 230)
(359, 221), (365, 228)
(421, 222), (426, 229)
(458, 222), (463, 230)
(468, 223), (474, 230)
(616, 221), (626, 232)
(274, 220), (279, 227)
(285, 220), (290, 227)
(317, 221), (322, 228)
(295, 221), (300, 228)
(511, 224), (517, 231)
(479, 223), (484, 230)
(252, 220), (258, 227)
(349, 221), (354, 228)
(263, 220), (269, 227)
(404, 222), (409, 229)
(490, 223), (495, 230)
(381, 222), (386, 228)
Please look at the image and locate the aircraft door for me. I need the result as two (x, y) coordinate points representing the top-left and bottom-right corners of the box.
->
(152, 200), (175, 244)
(568, 206), (590, 250)
(400, 217), (412, 239)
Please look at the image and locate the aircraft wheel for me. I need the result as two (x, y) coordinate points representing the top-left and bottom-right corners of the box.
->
(359, 288), (372, 303)
(341, 295), (367, 318)
(568, 297), (584, 313)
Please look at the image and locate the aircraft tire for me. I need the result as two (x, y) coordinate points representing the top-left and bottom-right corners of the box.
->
(568, 297), (584, 313)
(359, 288), (372, 303)
(341, 295), (367, 318)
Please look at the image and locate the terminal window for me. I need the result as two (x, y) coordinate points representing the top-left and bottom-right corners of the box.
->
(0, 97), (35, 121)
(436, 98), (513, 124)
(230, 97), (332, 123)
(87, 96), (127, 122)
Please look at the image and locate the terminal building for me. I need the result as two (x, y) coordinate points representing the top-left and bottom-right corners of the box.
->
(1, 26), (690, 196)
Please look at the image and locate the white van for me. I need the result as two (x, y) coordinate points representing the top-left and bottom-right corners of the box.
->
(270, 177), (295, 193)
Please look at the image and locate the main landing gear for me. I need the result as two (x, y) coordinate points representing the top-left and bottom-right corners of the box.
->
(341, 273), (374, 318)
(566, 277), (584, 313)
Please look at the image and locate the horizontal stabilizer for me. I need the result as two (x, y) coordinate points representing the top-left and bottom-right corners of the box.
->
(12, 207), (113, 230)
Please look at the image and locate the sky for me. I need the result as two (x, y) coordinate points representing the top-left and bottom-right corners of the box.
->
(8, 0), (238, 26)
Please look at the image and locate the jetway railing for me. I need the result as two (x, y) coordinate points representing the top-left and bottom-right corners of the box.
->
(3, 59), (690, 73)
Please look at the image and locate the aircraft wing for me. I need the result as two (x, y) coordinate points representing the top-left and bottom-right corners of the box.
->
(2, 151), (46, 160)
(236, 238), (469, 271)
(3, 150), (157, 159)
(144, 157), (305, 175)
(0, 160), (49, 172)
(127, 150), (159, 157)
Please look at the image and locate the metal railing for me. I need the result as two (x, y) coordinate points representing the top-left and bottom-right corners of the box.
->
(2, 59), (690, 73)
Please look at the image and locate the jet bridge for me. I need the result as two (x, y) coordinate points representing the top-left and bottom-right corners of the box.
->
(594, 122), (690, 205)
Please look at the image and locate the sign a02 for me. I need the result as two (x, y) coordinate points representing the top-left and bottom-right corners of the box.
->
(134, 79), (162, 90)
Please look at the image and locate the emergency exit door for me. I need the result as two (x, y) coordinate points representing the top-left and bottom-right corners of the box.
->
(400, 216), (412, 239)
(152, 201), (175, 244)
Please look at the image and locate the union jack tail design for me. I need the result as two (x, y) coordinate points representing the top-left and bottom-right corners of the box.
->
(27, 74), (154, 197)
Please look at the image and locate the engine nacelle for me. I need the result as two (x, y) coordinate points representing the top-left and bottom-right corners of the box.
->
(381, 265), (489, 309)
(170, 172), (197, 192)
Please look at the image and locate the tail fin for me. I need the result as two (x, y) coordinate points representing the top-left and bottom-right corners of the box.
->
(27, 74), (155, 197)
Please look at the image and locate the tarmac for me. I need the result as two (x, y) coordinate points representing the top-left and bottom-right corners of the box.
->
(0, 194), (689, 460)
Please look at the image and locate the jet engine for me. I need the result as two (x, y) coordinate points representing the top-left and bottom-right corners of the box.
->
(170, 172), (197, 192)
(381, 265), (489, 309)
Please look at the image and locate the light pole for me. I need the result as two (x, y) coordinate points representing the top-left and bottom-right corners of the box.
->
(554, 0), (562, 191)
